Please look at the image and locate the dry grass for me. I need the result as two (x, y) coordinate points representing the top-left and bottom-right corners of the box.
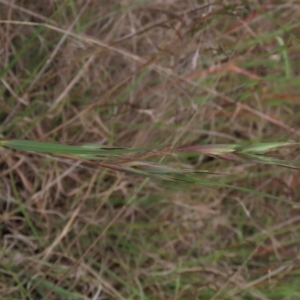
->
(1, 1), (300, 299)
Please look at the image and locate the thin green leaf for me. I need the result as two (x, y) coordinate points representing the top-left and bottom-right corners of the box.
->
(239, 153), (300, 169)
(0, 139), (149, 156)
(238, 142), (300, 154)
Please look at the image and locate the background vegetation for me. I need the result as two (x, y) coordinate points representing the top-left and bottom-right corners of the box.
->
(1, 0), (300, 299)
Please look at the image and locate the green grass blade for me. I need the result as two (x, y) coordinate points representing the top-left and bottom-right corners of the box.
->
(238, 142), (299, 154)
(0, 139), (151, 156)
(276, 36), (291, 79)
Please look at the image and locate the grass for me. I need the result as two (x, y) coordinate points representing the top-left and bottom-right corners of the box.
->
(1, 0), (300, 299)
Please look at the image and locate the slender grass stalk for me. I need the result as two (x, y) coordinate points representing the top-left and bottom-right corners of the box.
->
(1, 139), (299, 203)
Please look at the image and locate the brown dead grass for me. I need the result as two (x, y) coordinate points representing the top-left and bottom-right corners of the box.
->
(1, 0), (300, 299)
